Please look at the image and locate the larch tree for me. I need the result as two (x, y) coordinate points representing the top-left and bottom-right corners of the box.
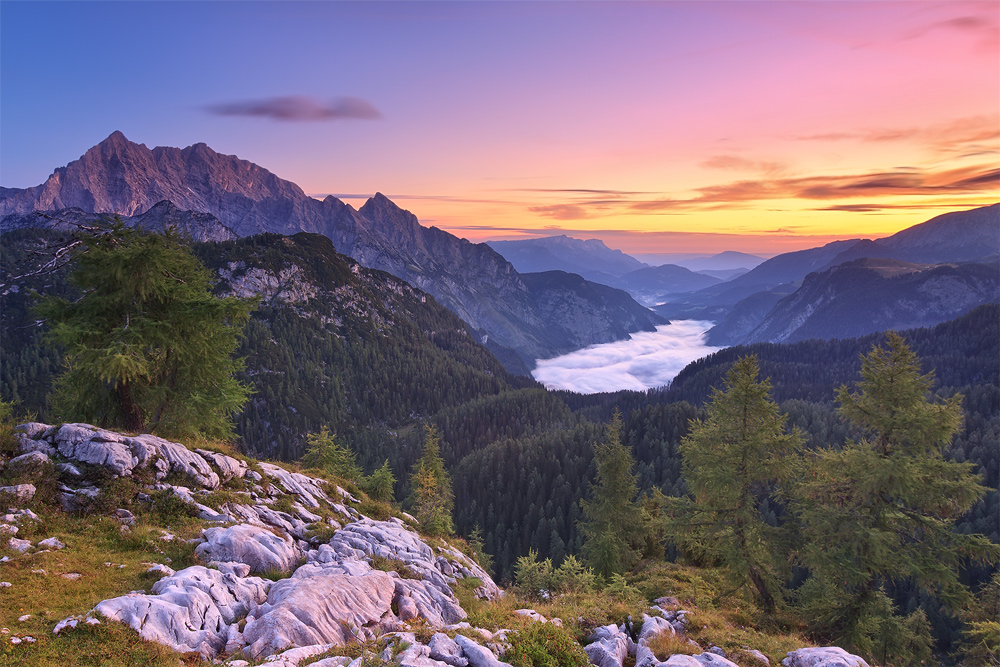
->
(409, 424), (454, 535)
(795, 332), (999, 665)
(579, 410), (649, 579)
(665, 355), (803, 611)
(36, 222), (255, 440)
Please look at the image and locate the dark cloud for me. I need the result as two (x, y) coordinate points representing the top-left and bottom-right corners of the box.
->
(206, 95), (381, 121)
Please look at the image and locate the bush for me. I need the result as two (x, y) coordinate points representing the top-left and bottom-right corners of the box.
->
(515, 549), (553, 599)
(506, 623), (590, 667)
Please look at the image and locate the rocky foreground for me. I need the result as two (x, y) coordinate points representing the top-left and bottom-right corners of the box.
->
(2, 423), (870, 667)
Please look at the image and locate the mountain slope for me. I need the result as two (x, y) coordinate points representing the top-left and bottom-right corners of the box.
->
(733, 258), (999, 345)
(487, 234), (646, 281)
(519, 270), (667, 352)
(0, 133), (653, 367)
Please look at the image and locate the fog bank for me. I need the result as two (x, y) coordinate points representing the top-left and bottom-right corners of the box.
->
(532, 320), (719, 394)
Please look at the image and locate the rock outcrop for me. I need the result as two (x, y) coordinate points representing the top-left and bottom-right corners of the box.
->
(14, 422), (502, 661)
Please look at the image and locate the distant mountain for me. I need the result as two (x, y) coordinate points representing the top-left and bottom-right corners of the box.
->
(711, 258), (999, 346)
(674, 250), (766, 272)
(607, 264), (721, 306)
(0, 132), (661, 368)
(487, 235), (647, 282)
(630, 250), (766, 271)
(695, 267), (749, 281)
(519, 271), (667, 352)
(656, 204), (999, 320)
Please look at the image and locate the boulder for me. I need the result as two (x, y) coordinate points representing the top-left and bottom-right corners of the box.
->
(196, 524), (301, 574)
(393, 578), (466, 626)
(429, 632), (470, 667)
(37, 537), (66, 550)
(782, 648), (870, 667)
(94, 566), (269, 659)
(454, 634), (513, 667)
(195, 449), (247, 481)
(8, 451), (51, 468)
(241, 570), (396, 658)
(0, 484), (36, 504)
(259, 462), (330, 508)
(55, 423), (138, 476)
(129, 434), (220, 488)
(584, 625), (629, 667)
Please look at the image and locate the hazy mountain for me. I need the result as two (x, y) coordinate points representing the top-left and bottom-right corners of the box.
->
(487, 235), (647, 282)
(695, 267), (750, 281)
(520, 270), (667, 352)
(656, 204), (999, 320)
(607, 264), (721, 306)
(629, 250), (766, 271)
(713, 258), (999, 346)
(674, 250), (766, 272)
(0, 132), (663, 368)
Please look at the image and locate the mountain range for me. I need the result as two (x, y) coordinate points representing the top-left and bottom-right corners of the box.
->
(0, 132), (662, 369)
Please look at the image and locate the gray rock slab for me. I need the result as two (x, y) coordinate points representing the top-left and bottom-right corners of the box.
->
(241, 570), (395, 658)
(781, 647), (870, 667)
(429, 632), (469, 667)
(454, 634), (513, 667)
(0, 484), (35, 503)
(196, 524), (301, 574)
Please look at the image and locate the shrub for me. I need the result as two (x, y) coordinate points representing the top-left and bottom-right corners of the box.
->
(506, 623), (590, 667)
(551, 555), (596, 594)
(515, 549), (553, 599)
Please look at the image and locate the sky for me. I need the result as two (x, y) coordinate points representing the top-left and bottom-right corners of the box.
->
(1, 1), (997, 255)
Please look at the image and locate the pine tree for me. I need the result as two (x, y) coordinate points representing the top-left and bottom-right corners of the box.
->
(409, 425), (454, 535)
(579, 410), (648, 578)
(795, 332), (999, 663)
(665, 355), (802, 611)
(36, 222), (255, 439)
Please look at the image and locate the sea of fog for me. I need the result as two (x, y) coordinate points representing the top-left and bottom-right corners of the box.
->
(532, 320), (719, 394)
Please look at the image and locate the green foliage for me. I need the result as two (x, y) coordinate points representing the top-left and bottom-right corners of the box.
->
(666, 355), (803, 611)
(35, 223), (255, 438)
(603, 573), (643, 603)
(301, 426), (361, 481)
(506, 623), (590, 667)
(515, 549), (554, 599)
(579, 410), (649, 578)
(408, 425), (454, 535)
(361, 459), (396, 502)
(958, 572), (1000, 666)
(550, 555), (595, 594)
(794, 332), (999, 662)
(467, 524), (494, 576)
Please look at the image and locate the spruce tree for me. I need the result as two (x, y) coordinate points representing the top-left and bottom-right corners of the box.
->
(579, 410), (648, 578)
(795, 332), (999, 663)
(666, 355), (802, 611)
(36, 223), (255, 439)
(409, 425), (454, 535)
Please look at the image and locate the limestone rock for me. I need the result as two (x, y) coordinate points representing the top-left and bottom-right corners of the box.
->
(0, 484), (36, 504)
(129, 433), (220, 488)
(454, 634), (513, 667)
(195, 449), (247, 481)
(241, 570), (395, 658)
(429, 632), (470, 667)
(585, 624), (631, 667)
(8, 451), (51, 468)
(37, 537), (66, 550)
(196, 524), (301, 574)
(55, 423), (138, 476)
(94, 566), (269, 659)
(259, 463), (330, 508)
(781, 648), (870, 667)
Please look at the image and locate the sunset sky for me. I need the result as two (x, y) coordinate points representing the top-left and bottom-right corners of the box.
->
(2, 1), (997, 255)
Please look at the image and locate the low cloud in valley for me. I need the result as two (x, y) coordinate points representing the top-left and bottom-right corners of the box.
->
(532, 321), (720, 394)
